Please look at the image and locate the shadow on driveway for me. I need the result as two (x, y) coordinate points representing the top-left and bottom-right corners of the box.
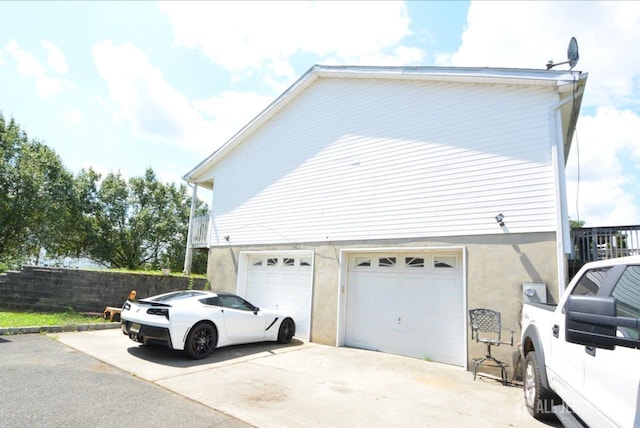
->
(125, 338), (306, 367)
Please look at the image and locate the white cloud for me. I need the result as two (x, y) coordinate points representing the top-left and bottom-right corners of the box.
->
(192, 90), (275, 140)
(4, 39), (71, 97)
(443, 2), (640, 109)
(159, 1), (415, 88)
(92, 40), (274, 153)
(93, 41), (196, 141)
(41, 40), (69, 74)
(566, 107), (640, 225)
(64, 109), (82, 126)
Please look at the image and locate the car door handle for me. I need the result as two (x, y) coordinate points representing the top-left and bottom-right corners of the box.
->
(552, 324), (559, 338)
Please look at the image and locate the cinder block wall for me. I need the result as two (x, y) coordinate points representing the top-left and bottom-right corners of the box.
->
(0, 266), (208, 313)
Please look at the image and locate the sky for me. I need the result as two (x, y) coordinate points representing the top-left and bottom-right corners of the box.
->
(1, 1), (639, 227)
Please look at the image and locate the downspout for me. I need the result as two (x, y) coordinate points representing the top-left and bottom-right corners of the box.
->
(549, 79), (585, 297)
(183, 182), (198, 275)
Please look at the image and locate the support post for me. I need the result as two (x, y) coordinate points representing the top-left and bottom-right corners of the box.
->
(183, 183), (198, 275)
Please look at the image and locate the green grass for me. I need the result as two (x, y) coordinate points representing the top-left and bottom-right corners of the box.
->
(0, 311), (106, 328)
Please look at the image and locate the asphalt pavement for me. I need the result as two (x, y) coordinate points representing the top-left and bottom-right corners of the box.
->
(0, 333), (250, 428)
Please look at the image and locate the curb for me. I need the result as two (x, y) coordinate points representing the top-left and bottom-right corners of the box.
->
(0, 322), (122, 336)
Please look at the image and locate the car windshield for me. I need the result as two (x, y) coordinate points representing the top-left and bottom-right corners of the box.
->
(145, 290), (208, 303)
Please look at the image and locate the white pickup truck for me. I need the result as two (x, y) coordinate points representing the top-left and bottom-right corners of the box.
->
(520, 256), (640, 427)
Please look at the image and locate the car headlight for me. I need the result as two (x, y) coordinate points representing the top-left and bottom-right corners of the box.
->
(147, 307), (170, 320)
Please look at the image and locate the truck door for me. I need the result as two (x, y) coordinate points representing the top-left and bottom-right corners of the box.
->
(582, 264), (640, 427)
(549, 267), (612, 410)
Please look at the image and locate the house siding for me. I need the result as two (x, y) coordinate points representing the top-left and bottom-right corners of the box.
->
(207, 77), (558, 247)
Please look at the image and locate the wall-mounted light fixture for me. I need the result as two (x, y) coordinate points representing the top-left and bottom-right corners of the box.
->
(224, 235), (230, 242)
(495, 213), (505, 227)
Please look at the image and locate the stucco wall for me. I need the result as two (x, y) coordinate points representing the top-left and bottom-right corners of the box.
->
(206, 232), (559, 370)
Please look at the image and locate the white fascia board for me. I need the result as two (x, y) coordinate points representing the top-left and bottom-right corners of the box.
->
(314, 65), (585, 86)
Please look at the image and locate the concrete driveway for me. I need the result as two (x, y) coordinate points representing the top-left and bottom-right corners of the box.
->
(56, 329), (557, 427)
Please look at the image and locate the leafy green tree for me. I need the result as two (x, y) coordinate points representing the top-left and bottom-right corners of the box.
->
(569, 219), (586, 229)
(80, 168), (208, 271)
(0, 114), (79, 265)
(0, 113), (208, 273)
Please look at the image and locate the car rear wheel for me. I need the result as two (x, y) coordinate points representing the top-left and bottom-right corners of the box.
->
(277, 318), (295, 344)
(185, 322), (217, 359)
(524, 351), (556, 419)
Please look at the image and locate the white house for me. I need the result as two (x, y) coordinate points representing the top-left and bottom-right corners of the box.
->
(183, 65), (587, 369)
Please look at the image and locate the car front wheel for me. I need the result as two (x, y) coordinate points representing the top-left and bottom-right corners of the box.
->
(185, 322), (217, 359)
(277, 318), (295, 344)
(524, 351), (556, 419)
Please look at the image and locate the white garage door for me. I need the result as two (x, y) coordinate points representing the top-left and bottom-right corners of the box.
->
(345, 252), (465, 366)
(243, 252), (313, 339)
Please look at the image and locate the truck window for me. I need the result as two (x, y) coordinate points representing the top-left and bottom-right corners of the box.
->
(571, 267), (612, 296)
(611, 265), (640, 339)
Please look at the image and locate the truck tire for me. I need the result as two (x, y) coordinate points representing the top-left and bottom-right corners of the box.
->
(524, 351), (556, 420)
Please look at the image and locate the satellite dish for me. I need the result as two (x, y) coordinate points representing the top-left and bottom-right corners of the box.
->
(546, 37), (579, 70)
(567, 37), (579, 69)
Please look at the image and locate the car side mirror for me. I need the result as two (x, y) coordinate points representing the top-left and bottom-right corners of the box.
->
(566, 295), (617, 350)
(253, 307), (260, 314)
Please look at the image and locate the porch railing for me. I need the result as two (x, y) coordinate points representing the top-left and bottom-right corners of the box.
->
(570, 225), (640, 263)
(190, 216), (210, 248)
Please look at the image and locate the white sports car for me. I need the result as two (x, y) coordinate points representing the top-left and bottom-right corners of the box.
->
(120, 290), (296, 359)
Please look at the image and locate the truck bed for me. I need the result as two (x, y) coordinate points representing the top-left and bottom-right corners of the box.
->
(523, 302), (557, 311)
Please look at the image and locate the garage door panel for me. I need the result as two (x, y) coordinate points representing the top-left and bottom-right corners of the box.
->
(244, 253), (312, 339)
(346, 252), (464, 366)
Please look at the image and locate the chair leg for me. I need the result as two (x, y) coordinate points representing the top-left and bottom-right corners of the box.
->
(472, 354), (509, 385)
(501, 365), (508, 385)
(472, 356), (487, 381)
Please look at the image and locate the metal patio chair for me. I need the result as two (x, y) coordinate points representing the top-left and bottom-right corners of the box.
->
(469, 308), (514, 385)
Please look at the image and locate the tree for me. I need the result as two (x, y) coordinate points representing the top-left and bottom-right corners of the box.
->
(0, 114), (79, 266)
(569, 219), (586, 229)
(0, 113), (208, 273)
(80, 168), (208, 271)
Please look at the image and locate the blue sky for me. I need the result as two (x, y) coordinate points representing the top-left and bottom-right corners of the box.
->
(1, 1), (639, 226)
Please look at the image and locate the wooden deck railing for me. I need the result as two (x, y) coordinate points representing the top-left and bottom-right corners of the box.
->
(190, 216), (210, 248)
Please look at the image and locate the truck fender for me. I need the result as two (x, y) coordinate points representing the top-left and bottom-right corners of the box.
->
(521, 324), (551, 390)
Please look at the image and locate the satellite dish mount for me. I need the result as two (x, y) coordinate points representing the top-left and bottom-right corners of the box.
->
(546, 37), (579, 70)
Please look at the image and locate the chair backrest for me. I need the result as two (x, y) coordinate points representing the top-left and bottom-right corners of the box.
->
(469, 308), (502, 341)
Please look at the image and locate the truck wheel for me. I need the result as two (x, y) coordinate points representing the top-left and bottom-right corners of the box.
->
(524, 351), (556, 419)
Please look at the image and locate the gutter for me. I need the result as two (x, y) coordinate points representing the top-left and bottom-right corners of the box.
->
(549, 73), (586, 296)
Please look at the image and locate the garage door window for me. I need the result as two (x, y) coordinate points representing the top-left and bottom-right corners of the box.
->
(378, 257), (397, 267)
(405, 257), (425, 268)
(283, 257), (295, 266)
(433, 256), (456, 269)
(251, 258), (263, 266)
(267, 258), (278, 266)
(355, 256), (371, 267)
(300, 257), (312, 266)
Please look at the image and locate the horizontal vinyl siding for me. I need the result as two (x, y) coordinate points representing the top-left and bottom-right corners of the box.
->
(209, 78), (559, 245)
